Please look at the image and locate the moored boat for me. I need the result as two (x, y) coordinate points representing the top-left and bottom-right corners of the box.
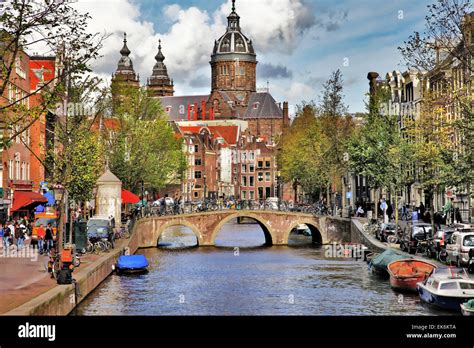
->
(387, 259), (436, 292)
(115, 254), (149, 274)
(417, 267), (474, 311)
(369, 249), (407, 276)
(460, 299), (474, 316)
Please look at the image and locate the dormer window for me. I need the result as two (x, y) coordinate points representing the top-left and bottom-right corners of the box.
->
(253, 102), (260, 109)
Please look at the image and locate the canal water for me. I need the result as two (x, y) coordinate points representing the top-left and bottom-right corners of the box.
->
(72, 220), (454, 316)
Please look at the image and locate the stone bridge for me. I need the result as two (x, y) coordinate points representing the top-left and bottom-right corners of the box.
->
(135, 210), (352, 247)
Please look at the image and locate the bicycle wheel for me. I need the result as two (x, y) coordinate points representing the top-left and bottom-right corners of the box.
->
(51, 261), (60, 279)
(86, 241), (94, 253)
(73, 257), (81, 267)
(93, 242), (103, 254)
(438, 250), (447, 263)
(387, 235), (398, 244)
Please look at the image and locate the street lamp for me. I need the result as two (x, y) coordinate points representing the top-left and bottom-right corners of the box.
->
(53, 184), (65, 254)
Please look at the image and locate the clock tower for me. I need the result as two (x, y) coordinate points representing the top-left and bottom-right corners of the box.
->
(209, 0), (257, 118)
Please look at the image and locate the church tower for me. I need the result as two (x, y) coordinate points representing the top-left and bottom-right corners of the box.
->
(147, 39), (174, 97)
(209, 0), (257, 118)
(111, 32), (140, 104)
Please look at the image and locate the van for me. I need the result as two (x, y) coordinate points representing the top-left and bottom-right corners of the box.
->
(32, 212), (58, 241)
(446, 231), (474, 267)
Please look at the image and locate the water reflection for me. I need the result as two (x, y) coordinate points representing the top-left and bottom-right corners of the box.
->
(72, 221), (457, 316)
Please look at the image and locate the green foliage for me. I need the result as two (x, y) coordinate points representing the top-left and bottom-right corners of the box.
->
(57, 128), (103, 202)
(107, 87), (186, 193)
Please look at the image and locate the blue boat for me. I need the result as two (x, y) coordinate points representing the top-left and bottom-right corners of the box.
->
(116, 255), (149, 274)
(417, 267), (474, 311)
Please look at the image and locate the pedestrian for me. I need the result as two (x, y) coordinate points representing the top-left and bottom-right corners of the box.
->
(8, 221), (15, 246)
(17, 223), (27, 250)
(44, 223), (54, 253)
(3, 223), (11, 250)
(37, 224), (46, 254)
(0, 223), (3, 247)
(356, 205), (364, 217)
(386, 202), (393, 221)
(443, 198), (454, 225)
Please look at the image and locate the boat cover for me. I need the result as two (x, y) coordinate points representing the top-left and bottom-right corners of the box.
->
(371, 249), (408, 271)
(117, 255), (149, 270)
(464, 299), (474, 309)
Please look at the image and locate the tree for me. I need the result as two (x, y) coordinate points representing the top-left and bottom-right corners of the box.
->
(318, 69), (354, 206)
(399, 0), (474, 220)
(0, 0), (106, 147)
(105, 86), (186, 194)
(278, 102), (325, 200)
(404, 91), (454, 228)
(347, 87), (410, 219)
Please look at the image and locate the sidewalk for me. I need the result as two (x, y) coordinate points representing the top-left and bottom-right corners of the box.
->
(0, 239), (104, 314)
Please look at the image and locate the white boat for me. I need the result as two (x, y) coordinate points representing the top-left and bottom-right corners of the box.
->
(417, 267), (474, 311)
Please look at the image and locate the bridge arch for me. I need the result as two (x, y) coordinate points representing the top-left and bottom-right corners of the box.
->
(285, 220), (323, 245)
(210, 211), (275, 246)
(155, 219), (203, 246)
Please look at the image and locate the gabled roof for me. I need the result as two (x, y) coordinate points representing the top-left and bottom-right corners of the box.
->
(243, 92), (283, 119)
(208, 125), (239, 146)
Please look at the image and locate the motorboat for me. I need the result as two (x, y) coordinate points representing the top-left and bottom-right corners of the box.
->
(369, 249), (407, 276)
(460, 299), (474, 316)
(115, 254), (149, 274)
(387, 259), (436, 292)
(417, 267), (474, 311)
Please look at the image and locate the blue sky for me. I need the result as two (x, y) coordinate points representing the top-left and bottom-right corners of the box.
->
(76, 0), (434, 114)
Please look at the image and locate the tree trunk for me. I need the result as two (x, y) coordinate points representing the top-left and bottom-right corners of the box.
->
(429, 188), (435, 233)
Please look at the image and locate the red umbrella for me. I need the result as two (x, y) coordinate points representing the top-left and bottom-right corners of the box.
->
(121, 189), (140, 204)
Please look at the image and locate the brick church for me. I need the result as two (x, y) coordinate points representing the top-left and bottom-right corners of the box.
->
(111, 0), (290, 201)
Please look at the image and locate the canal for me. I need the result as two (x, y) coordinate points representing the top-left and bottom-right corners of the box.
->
(72, 219), (454, 315)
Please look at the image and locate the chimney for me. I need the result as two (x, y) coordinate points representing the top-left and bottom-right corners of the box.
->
(283, 101), (289, 128)
(367, 72), (379, 96)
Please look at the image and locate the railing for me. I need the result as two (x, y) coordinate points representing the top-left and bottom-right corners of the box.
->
(130, 200), (337, 218)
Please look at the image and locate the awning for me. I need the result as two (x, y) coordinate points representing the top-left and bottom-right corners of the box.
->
(11, 191), (48, 212)
(122, 189), (140, 204)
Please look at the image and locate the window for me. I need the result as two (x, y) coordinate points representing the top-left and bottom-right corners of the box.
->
(265, 161), (271, 168)
(463, 236), (474, 246)
(195, 171), (202, 179)
(258, 173), (263, 182)
(249, 164), (255, 172)
(194, 192), (199, 198)
(439, 282), (458, 290)
(194, 145), (199, 153)
(233, 176), (237, 183)
(241, 176), (247, 187)
(258, 161), (263, 168)
(242, 191), (247, 199)
(258, 187), (263, 199)
(265, 187), (271, 198)
(27, 163), (30, 180)
(250, 191), (254, 200)
(242, 164), (247, 173)
(460, 282), (474, 290)
(265, 172), (271, 182)
(249, 152), (255, 160)
(8, 159), (13, 179)
(249, 176), (254, 187)
(195, 158), (202, 166)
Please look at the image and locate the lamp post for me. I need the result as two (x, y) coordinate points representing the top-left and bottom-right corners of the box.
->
(53, 184), (65, 255)
(203, 174), (207, 200)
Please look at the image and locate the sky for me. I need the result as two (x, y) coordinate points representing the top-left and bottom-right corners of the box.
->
(65, 0), (434, 115)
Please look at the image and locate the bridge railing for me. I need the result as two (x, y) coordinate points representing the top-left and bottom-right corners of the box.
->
(130, 200), (339, 218)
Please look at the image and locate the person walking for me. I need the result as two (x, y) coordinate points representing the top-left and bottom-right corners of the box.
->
(37, 224), (46, 254)
(44, 223), (54, 254)
(2, 223), (11, 250)
(356, 205), (364, 217)
(443, 198), (454, 225)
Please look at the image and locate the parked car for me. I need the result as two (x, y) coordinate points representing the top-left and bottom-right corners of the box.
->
(446, 231), (474, 267)
(427, 228), (455, 260)
(376, 222), (402, 242)
(400, 222), (433, 254)
(87, 216), (113, 239)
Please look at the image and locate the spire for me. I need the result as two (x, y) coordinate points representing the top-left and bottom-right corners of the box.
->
(120, 32), (131, 56)
(155, 39), (165, 62)
(227, 0), (240, 30)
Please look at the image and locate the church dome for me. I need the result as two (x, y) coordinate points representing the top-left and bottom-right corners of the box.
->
(211, 1), (256, 63)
